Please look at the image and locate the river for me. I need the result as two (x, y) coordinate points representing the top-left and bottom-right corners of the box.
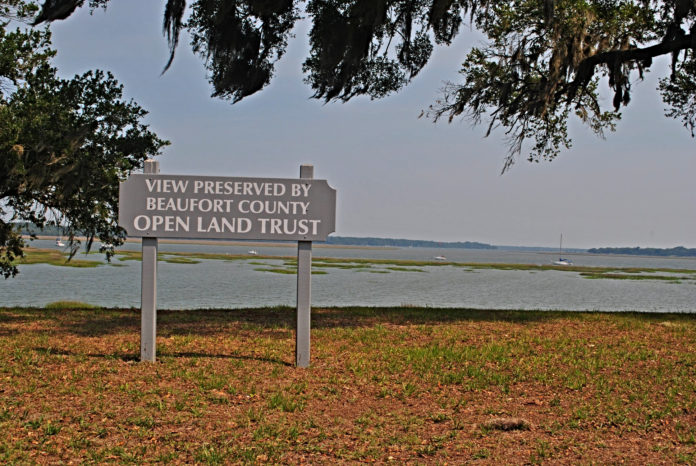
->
(2, 239), (695, 312)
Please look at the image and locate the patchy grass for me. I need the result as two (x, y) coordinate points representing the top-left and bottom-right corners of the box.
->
(254, 267), (296, 275)
(44, 301), (101, 310)
(254, 268), (327, 275)
(18, 248), (101, 268)
(115, 250), (142, 262)
(481, 417), (531, 432)
(160, 256), (201, 265)
(165, 252), (261, 262)
(21, 247), (696, 281)
(115, 250), (262, 263)
(580, 272), (687, 282)
(312, 262), (372, 270)
(0, 306), (695, 463)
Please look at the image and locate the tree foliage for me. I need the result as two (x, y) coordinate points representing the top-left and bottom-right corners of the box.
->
(36, 0), (696, 169)
(1, 1), (168, 278)
(428, 1), (696, 170)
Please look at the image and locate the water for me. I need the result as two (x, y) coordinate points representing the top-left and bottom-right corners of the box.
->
(2, 239), (695, 312)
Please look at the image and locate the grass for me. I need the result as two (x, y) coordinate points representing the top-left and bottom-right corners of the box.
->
(580, 272), (686, 281)
(0, 306), (694, 463)
(44, 301), (101, 310)
(17, 248), (101, 268)
(116, 250), (273, 264)
(254, 267), (297, 275)
(253, 268), (328, 275)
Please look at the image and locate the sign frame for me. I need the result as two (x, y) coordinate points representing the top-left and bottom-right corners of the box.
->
(120, 160), (335, 367)
(119, 172), (335, 242)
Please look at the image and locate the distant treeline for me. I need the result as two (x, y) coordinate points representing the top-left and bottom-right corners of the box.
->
(16, 221), (496, 249)
(324, 236), (496, 249)
(15, 222), (64, 236)
(587, 247), (696, 257)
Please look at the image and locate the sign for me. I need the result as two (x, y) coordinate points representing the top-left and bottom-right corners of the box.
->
(123, 163), (330, 368)
(119, 174), (336, 241)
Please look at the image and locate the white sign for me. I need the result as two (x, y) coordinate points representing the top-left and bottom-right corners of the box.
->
(119, 174), (336, 241)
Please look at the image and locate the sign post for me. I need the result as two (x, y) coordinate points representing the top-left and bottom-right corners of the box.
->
(119, 163), (336, 366)
(296, 165), (313, 368)
(141, 159), (159, 362)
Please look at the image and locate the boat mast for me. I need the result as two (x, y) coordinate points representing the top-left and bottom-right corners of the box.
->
(559, 233), (563, 258)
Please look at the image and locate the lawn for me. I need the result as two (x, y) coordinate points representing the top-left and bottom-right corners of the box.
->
(0, 306), (695, 463)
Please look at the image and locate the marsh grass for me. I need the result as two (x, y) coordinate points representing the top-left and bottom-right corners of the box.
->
(253, 268), (328, 275)
(21, 247), (696, 282)
(160, 256), (201, 264)
(18, 248), (101, 268)
(0, 306), (695, 463)
(254, 267), (296, 275)
(44, 301), (101, 310)
(312, 262), (372, 270)
(580, 272), (688, 281)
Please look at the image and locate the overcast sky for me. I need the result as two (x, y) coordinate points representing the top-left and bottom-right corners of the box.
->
(46, 1), (696, 249)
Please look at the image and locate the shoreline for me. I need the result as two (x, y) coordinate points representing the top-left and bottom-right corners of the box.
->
(27, 235), (696, 260)
(4, 304), (695, 315)
(26, 235), (397, 251)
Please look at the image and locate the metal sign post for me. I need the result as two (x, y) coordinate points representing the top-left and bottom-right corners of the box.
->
(140, 159), (159, 362)
(296, 165), (313, 368)
(119, 162), (336, 367)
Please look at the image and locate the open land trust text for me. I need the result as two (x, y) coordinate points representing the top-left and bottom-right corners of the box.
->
(119, 174), (336, 241)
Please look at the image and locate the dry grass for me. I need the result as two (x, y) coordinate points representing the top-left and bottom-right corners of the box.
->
(0, 306), (695, 464)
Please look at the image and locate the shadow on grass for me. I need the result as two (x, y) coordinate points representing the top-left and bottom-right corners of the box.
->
(5, 306), (696, 339)
(33, 346), (140, 362)
(32, 346), (290, 366)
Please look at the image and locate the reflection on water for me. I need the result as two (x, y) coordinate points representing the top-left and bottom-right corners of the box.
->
(2, 239), (695, 312)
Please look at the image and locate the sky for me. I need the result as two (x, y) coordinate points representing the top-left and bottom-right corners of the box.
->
(45, 0), (696, 249)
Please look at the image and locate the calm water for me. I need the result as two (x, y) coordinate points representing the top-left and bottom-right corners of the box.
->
(3, 239), (695, 312)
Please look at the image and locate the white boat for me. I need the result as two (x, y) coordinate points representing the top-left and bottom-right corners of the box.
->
(248, 250), (258, 255)
(55, 238), (65, 247)
(552, 234), (573, 265)
(434, 255), (447, 261)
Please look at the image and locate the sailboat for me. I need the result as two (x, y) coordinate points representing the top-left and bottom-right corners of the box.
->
(552, 234), (573, 266)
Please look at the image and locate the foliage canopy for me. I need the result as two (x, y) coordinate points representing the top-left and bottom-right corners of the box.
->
(1, 0), (168, 278)
(35, 0), (696, 169)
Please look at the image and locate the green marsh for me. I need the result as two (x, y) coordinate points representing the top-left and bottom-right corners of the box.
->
(18, 247), (696, 282)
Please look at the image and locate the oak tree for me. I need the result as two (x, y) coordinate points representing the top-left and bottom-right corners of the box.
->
(35, 1), (696, 169)
(1, 1), (167, 277)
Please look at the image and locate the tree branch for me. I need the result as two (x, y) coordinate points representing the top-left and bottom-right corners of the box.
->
(568, 34), (696, 102)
